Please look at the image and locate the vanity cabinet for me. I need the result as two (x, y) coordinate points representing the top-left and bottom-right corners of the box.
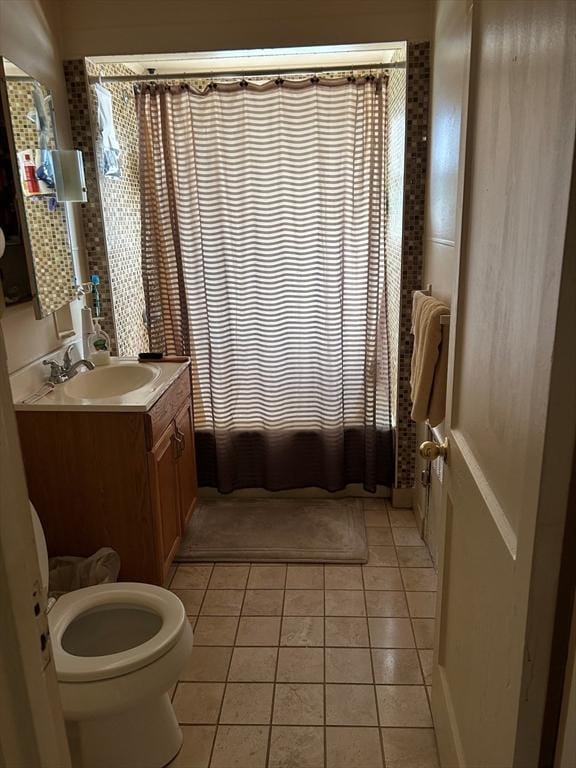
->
(16, 365), (198, 585)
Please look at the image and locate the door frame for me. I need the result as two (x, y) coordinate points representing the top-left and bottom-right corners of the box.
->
(432, 1), (576, 764)
(0, 324), (71, 767)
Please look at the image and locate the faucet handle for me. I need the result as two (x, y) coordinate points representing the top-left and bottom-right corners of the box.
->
(42, 359), (64, 381)
(62, 344), (76, 370)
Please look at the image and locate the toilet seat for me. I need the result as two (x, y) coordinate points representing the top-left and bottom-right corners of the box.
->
(49, 583), (187, 683)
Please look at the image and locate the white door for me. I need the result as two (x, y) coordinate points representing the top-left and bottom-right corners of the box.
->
(431, 1), (576, 766)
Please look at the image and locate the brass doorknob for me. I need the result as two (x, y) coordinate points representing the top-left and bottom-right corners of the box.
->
(419, 439), (449, 462)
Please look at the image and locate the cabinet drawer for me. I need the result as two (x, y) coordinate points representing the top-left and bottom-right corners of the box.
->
(145, 367), (191, 449)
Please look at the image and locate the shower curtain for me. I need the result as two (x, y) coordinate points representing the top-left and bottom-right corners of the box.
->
(136, 76), (394, 492)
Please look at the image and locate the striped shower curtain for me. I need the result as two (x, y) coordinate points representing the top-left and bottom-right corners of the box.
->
(136, 76), (394, 492)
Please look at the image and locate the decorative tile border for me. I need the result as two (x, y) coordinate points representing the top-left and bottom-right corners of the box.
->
(395, 42), (430, 489)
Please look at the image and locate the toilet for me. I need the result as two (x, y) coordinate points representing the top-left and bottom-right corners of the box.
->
(30, 503), (193, 768)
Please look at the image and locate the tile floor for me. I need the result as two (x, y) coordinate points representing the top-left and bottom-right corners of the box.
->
(168, 501), (439, 768)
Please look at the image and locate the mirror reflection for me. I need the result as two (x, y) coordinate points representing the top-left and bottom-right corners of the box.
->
(0, 58), (76, 317)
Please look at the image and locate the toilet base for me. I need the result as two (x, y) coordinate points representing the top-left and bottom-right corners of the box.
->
(66, 692), (182, 768)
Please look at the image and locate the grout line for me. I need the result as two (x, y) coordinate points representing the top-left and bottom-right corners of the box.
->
(205, 568), (247, 768)
(361, 557), (386, 768)
(265, 562), (288, 768)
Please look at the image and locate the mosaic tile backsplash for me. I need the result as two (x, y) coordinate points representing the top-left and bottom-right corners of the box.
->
(5, 80), (75, 317)
(64, 58), (117, 351)
(86, 61), (148, 357)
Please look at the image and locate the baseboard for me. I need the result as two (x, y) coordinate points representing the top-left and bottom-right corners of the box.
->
(414, 495), (425, 532)
(391, 486), (414, 508)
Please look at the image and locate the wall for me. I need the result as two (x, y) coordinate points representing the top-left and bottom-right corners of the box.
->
(414, 0), (471, 560)
(0, 0), (85, 373)
(58, 0), (432, 58)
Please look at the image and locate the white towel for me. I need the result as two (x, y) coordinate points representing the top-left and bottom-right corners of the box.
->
(95, 83), (121, 177)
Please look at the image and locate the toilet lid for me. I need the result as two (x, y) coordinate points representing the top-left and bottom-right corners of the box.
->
(49, 583), (187, 682)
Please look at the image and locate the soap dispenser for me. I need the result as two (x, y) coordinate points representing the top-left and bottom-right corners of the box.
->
(88, 320), (111, 366)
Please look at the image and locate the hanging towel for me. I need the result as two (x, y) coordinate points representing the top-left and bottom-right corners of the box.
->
(95, 83), (121, 177)
(410, 291), (450, 427)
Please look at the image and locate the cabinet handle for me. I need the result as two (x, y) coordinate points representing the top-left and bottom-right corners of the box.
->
(171, 433), (180, 460)
(174, 428), (185, 459)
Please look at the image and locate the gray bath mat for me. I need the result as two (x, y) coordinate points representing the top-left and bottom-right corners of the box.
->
(176, 498), (368, 563)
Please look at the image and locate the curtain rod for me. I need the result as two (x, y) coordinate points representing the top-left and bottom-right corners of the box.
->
(88, 61), (404, 83)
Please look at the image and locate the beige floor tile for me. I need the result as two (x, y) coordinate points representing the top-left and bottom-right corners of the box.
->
(200, 590), (244, 616)
(172, 565), (213, 590)
(236, 616), (281, 646)
(228, 647), (278, 682)
(210, 725), (269, 768)
(376, 685), (432, 727)
(281, 616), (324, 646)
(268, 726), (324, 768)
(284, 589), (324, 616)
(220, 682), (274, 724)
(366, 526), (394, 545)
(173, 682), (225, 724)
(273, 683), (324, 725)
(180, 646), (232, 682)
(363, 567), (403, 591)
(418, 650), (433, 686)
(325, 590), (366, 617)
(427, 685), (433, 705)
(413, 618), (435, 649)
(171, 725), (215, 767)
(364, 506), (392, 529)
(285, 565), (324, 589)
(365, 591), (409, 617)
(392, 527), (424, 546)
(367, 546), (399, 567)
(193, 617), (239, 646)
(368, 618), (415, 648)
(277, 647), (324, 682)
(325, 648), (373, 683)
(325, 565), (363, 590)
(372, 649), (423, 684)
(325, 617), (369, 647)
(172, 589), (205, 616)
(325, 684), (378, 726)
(401, 568), (438, 592)
(388, 509), (417, 527)
(242, 589), (284, 616)
(326, 726), (383, 768)
(247, 565), (287, 589)
(396, 547), (434, 568)
(381, 728), (440, 768)
(407, 592), (437, 618)
(209, 565), (250, 589)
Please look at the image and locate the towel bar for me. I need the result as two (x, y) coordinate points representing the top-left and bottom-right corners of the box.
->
(416, 286), (451, 326)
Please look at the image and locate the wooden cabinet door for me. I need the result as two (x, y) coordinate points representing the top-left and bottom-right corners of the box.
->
(175, 400), (198, 529)
(148, 422), (181, 583)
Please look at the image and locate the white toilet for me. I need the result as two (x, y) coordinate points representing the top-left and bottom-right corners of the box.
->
(30, 503), (193, 768)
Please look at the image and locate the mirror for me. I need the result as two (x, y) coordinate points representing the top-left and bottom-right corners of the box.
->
(0, 57), (76, 318)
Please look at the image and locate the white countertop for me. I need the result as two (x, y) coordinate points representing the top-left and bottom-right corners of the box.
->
(13, 358), (190, 413)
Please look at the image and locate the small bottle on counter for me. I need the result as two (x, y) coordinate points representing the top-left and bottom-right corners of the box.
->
(88, 320), (111, 366)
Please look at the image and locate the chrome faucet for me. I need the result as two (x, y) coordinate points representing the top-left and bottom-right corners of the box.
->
(43, 344), (95, 384)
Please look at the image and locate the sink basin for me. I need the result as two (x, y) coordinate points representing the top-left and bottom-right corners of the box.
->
(63, 363), (161, 400)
